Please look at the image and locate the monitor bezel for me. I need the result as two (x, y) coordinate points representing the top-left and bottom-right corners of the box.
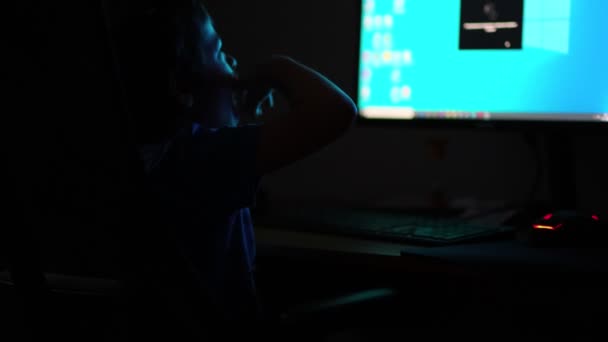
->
(353, 0), (607, 133)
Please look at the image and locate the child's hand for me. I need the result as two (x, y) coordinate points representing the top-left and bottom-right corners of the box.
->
(232, 56), (297, 119)
(232, 77), (275, 120)
(234, 87), (275, 120)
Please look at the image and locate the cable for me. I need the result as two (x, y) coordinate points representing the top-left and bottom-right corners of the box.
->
(459, 132), (544, 221)
(522, 132), (544, 206)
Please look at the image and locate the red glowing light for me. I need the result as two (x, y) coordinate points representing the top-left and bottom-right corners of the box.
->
(543, 213), (553, 220)
(592, 215), (599, 221)
(533, 224), (555, 230)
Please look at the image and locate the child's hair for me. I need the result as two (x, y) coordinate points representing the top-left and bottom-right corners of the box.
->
(116, 0), (211, 143)
(174, 1), (213, 91)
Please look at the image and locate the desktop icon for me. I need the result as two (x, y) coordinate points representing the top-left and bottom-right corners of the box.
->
(362, 51), (371, 62)
(382, 51), (393, 63)
(374, 15), (383, 28)
(384, 15), (394, 28)
(364, 0), (375, 13)
(393, 0), (406, 14)
(401, 85), (411, 100)
(361, 68), (372, 80)
(403, 50), (413, 65)
(363, 16), (373, 30)
(360, 86), (371, 101)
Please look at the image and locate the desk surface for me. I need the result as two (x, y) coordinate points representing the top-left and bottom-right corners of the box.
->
(256, 227), (406, 256)
(255, 226), (475, 275)
(256, 226), (608, 272)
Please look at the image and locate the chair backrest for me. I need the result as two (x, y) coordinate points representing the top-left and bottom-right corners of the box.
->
(4, 4), (52, 340)
(5, 1), (138, 340)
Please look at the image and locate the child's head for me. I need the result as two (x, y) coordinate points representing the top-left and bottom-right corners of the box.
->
(173, 1), (239, 128)
(118, 1), (238, 143)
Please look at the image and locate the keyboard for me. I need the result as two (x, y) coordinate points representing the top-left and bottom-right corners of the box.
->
(256, 207), (513, 246)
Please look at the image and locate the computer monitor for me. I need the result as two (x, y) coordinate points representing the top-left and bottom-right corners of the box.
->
(357, 0), (608, 126)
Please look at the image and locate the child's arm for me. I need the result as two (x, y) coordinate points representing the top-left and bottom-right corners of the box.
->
(248, 56), (358, 175)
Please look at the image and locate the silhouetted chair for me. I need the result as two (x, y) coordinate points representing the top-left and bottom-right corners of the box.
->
(3, 1), (223, 339)
(3, 2), (126, 340)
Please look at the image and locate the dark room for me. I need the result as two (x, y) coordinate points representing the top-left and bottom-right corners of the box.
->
(4, 0), (608, 340)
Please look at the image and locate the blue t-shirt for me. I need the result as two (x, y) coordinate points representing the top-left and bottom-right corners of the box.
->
(139, 123), (261, 320)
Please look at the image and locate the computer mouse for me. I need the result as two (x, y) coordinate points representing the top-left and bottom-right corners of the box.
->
(517, 210), (607, 247)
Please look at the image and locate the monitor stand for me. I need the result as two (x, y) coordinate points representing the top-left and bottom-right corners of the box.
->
(540, 131), (577, 210)
(505, 131), (578, 227)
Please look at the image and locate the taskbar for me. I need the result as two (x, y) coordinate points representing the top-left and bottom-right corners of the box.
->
(415, 112), (608, 123)
(360, 107), (608, 123)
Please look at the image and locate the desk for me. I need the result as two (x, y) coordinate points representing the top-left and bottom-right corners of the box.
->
(255, 226), (608, 272)
(255, 227), (475, 276)
(254, 226), (608, 339)
(256, 227), (405, 256)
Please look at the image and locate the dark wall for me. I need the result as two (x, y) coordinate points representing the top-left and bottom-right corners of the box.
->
(204, 0), (606, 211)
